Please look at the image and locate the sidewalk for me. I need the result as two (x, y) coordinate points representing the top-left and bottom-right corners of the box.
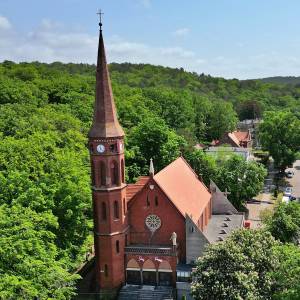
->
(246, 161), (275, 228)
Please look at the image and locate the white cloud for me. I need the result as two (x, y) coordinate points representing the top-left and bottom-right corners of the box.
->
(0, 16), (11, 30)
(172, 28), (190, 37)
(0, 18), (198, 71)
(1, 16), (300, 79)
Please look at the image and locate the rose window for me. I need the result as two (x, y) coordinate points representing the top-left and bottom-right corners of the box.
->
(145, 214), (161, 232)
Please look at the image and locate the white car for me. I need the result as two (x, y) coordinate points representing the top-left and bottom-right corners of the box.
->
(284, 187), (293, 197)
(282, 196), (290, 203)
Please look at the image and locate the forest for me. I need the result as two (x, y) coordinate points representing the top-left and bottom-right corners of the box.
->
(0, 61), (300, 298)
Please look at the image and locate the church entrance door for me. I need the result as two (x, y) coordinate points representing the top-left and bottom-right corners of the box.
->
(142, 270), (156, 286)
(158, 272), (172, 286)
(127, 270), (141, 285)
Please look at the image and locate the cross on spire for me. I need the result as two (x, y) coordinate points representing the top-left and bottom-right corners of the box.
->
(97, 9), (104, 29)
(223, 188), (231, 197)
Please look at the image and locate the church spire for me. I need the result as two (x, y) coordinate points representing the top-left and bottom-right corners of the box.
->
(149, 158), (155, 177)
(88, 16), (124, 138)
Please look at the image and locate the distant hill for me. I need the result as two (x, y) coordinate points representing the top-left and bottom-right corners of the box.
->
(258, 76), (300, 86)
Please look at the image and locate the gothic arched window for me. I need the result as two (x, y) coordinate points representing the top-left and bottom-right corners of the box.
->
(155, 196), (158, 206)
(116, 240), (120, 253)
(114, 201), (119, 219)
(111, 161), (118, 185)
(101, 202), (107, 221)
(100, 161), (106, 186)
(104, 264), (108, 277)
(123, 198), (126, 215)
(121, 159), (125, 183)
(91, 161), (96, 186)
(146, 195), (150, 207)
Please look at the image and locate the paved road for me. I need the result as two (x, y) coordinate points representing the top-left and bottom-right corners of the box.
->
(285, 160), (300, 198)
(247, 159), (300, 228)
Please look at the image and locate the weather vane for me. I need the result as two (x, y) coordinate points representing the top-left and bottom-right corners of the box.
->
(97, 9), (104, 29)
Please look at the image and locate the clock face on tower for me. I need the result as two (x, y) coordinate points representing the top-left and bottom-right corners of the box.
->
(96, 144), (105, 153)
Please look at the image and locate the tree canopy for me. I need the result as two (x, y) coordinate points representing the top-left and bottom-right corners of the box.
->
(0, 61), (299, 298)
(259, 111), (300, 171)
(191, 229), (280, 300)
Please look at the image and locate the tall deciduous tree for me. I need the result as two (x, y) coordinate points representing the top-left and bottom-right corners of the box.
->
(272, 244), (300, 300)
(0, 204), (79, 299)
(191, 230), (280, 300)
(259, 111), (300, 171)
(264, 202), (300, 244)
(127, 116), (187, 175)
(206, 101), (238, 140)
(185, 150), (217, 186)
(215, 155), (267, 209)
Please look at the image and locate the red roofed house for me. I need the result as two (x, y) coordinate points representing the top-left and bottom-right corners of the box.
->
(85, 22), (244, 300)
(213, 130), (252, 148)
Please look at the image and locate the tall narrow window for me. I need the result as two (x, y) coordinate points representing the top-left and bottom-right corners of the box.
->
(102, 202), (107, 221)
(146, 195), (150, 207)
(100, 161), (106, 186)
(123, 198), (126, 214)
(91, 161), (96, 186)
(114, 201), (119, 219)
(155, 196), (158, 206)
(116, 240), (120, 253)
(111, 161), (118, 185)
(104, 264), (108, 277)
(125, 234), (128, 246)
(121, 159), (125, 183)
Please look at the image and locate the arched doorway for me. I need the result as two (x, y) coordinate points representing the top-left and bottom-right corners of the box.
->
(126, 259), (141, 285)
(158, 260), (172, 286)
(142, 260), (156, 286)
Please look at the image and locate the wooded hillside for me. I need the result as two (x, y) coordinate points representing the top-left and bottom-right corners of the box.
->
(0, 60), (297, 298)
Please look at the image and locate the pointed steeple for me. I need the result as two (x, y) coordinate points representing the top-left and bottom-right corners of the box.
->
(149, 158), (155, 177)
(88, 22), (124, 138)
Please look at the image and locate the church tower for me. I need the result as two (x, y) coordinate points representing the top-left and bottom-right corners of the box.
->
(88, 18), (128, 292)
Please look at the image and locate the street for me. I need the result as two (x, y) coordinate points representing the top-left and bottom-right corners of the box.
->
(247, 159), (300, 228)
(285, 160), (300, 198)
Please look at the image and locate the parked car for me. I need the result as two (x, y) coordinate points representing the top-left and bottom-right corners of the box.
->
(282, 196), (290, 203)
(285, 170), (294, 178)
(284, 187), (293, 197)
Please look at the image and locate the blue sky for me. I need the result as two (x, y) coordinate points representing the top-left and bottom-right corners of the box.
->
(1, 0), (300, 79)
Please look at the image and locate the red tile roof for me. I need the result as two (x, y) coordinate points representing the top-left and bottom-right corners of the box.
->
(228, 132), (240, 147)
(126, 176), (149, 201)
(126, 158), (211, 224)
(154, 157), (211, 224)
(233, 131), (250, 142)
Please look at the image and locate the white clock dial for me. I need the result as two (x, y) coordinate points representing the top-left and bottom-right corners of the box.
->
(96, 144), (105, 153)
(145, 214), (161, 232)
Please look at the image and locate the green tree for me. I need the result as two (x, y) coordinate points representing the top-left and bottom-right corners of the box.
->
(128, 116), (187, 175)
(0, 204), (79, 299)
(264, 202), (300, 244)
(259, 111), (300, 171)
(214, 155), (267, 209)
(206, 101), (238, 140)
(272, 244), (300, 300)
(191, 229), (280, 300)
(185, 149), (217, 186)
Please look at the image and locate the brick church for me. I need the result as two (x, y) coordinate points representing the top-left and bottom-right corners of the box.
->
(86, 21), (244, 299)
